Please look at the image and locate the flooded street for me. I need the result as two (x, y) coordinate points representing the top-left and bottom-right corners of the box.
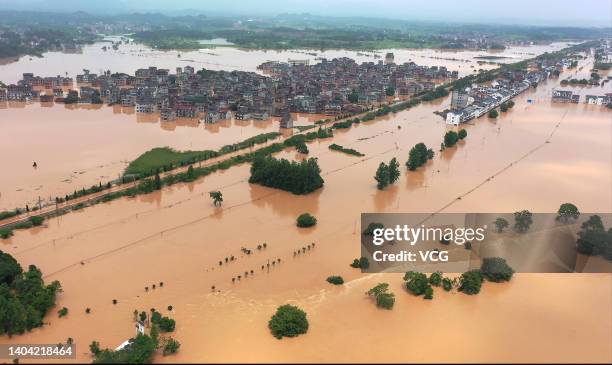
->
(0, 45), (610, 364)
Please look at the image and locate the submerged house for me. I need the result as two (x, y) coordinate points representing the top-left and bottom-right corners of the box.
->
(552, 89), (580, 103)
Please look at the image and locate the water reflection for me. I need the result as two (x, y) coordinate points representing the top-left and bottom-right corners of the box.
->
(405, 168), (427, 191)
(440, 144), (459, 161)
(372, 184), (399, 211)
(249, 184), (321, 218)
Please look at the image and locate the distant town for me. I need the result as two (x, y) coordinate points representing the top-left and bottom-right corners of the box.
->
(1, 41), (611, 131)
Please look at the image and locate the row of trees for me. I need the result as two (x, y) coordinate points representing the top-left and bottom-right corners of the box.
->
(329, 143), (364, 157)
(402, 257), (514, 301)
(491, 204), (611, 260)
(494, 203), (582, 234)
(494, 210), (533, 233)
(249, 156), (324, 195)
(0, 251), (62, 335)
(269, 260), (515, 336)
(500, 100), (515, 112)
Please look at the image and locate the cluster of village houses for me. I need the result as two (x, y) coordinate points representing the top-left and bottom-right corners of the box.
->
(551, 89), (612, 105)
(551, 42), (612, 106)
(0, 54), (458, 126)
(445, 70), (546, 125)
(445, 54), (612, 126)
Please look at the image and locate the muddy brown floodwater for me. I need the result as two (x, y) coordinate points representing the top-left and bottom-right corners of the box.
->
(0, 39), (574, 211)
(0, 106), (322, 211)
(0, 54), (611, 363)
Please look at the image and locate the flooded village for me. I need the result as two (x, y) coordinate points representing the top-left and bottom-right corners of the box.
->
(0, 11), (611, 364)
(2, 55), (458, 125)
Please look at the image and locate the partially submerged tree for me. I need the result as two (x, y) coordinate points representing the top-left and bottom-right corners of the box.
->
(494, 217), (509, 233)
(350, 257), (370, 270)
(406, 143), (434, 171)
(513, 210), (533, 233)
(326, 276), (344, 285)
(556, 203), (580, 223)
(268, 305), (309, 339)
(374, 162), (390, 190)
(443, 130), (459, 147)
(374, 158), (400, 190)
(404, 271), (430, 296)
(442, 277), (453, 292)
(209, 191), (223, 206)
(249, 156), (324, 195)
(162, 337), (181, 356)
(429, 272), (443, 287)
(388, 158), (400, 185)
(576, 215), (610, 257)
(154, 172), (162, 190)
(480, 257), (514, 282)
(363, 222), (384, 236)
(91, 333), (157, 363)
(296, 213), (317, 228)
(366, 283), (395, 309)
(458, 270), (483, 295)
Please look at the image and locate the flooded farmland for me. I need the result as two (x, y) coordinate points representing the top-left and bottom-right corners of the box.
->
(0, 40), (580, 211)
(0, 44), (611, 363)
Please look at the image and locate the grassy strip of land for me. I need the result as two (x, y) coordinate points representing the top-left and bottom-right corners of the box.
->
(125, 132), (281, 177)
(294, 125), (317, 132)
(125, 148), (218, 176)
(99, 128), (332, 200)
(0, 216), (45, 239)
(0, 128), (334, 236)
(329, 143), (365, 157)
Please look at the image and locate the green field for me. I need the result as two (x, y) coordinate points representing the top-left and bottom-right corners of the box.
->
(125, 132), (281, 177)
(125, 147), (217, 176)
